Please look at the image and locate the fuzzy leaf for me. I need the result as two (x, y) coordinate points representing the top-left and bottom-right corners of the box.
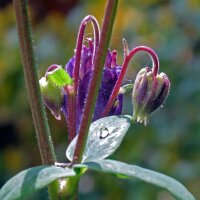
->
(0, 165), (76, 200)
(66, 115), (132, 162)
(75, 159), (195, 200)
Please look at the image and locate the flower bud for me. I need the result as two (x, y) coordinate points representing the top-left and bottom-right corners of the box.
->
(39, 77), (63, 120)
(46, 64), (73, 87)
(132, 67), (170, 125)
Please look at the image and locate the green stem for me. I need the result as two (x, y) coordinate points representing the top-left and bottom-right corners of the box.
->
(13, 0), (59, 199)
(72, 0), (119, 164)
(59, 177), (79, 200)
(13, 0), (56, 165)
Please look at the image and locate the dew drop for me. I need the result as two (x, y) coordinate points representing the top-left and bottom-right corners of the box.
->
(99, 127), (109, 139)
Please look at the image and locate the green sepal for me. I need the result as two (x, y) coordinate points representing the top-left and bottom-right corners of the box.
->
(39, 77), (63, 119)
(46, 66), (73, 87)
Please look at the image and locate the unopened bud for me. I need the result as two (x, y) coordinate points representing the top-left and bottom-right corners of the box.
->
(132, 67), (170, 125)
(39, 77), (63, 120)
(46, 64), (73, 87)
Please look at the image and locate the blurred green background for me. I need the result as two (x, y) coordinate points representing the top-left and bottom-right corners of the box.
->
(0, 0), (200, 199)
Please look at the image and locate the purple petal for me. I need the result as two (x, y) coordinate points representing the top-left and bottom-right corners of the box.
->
(78, 71), (91, 109)
(80, 46), (93, 77)
(65, 57), (75, 77)
(62, 45), (124, 133)
(110, 93), (123, 115)
(93, 66), (122, 121)
(105, 51), (112, 68)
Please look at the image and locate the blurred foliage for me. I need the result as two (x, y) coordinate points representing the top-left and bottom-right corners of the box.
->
(0, 0), (200, 199)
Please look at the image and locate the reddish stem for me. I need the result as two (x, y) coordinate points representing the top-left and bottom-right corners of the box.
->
(63, 85), (76, 143)
(73, 15), (100, 93)
(72, 0), (119, 164)
(101, 46), (159, 117)
(67, 16), (100, 140)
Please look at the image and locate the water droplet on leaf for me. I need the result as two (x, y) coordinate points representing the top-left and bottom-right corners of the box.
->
(66, 115), (132, 162)
(99, 127), (109, 139)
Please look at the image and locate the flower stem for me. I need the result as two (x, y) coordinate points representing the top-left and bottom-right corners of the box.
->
(72, 0), (119, 164)
(102, 46), (160, 117)
(13, 0), (56, 165)
(13, 1), (60, 198)
(67, 16), (100, 142)
(63, 86), (76, 143)
(74, 15), (100, 90)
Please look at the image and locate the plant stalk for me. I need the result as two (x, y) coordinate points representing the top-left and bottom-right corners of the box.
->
(72, 0), (119, 164)
(13, 0), (56, 165)
(101, 46), (160, 117)
(13, 1), (59, 199)
(67, 16), (100, 142)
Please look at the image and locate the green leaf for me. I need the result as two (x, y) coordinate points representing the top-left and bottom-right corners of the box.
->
(75, 159), (195, 200)
(0, 165), (76, 200)
(66, 115), (132, 162)
(47, 66), (72, 87)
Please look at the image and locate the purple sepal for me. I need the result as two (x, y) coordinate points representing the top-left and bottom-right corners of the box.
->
(63, 43), (123, 131)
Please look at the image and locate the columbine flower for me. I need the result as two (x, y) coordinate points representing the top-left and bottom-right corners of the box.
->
(39, 15), (125, 141)
(63, 41), (123, 129)
(40, 41), (123, 134)
(39, 15), (170, 141)
(39, 64), (72, 120)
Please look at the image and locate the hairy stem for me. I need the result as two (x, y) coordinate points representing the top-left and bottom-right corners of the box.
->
(67, 16), (100, 142)
(102, 46), (160, 117)
(74, 15), (100, 91)
(72, 0), (119, 164)
(13, 1), (61, 199)
(13, 0), (56, 164)
(63, 86), (76, 143)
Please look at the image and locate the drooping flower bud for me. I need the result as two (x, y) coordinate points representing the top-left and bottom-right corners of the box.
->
(39, 64), (73, 120)
(39, 76), (63, 120)
(132, 67), (170, 125)
(39, 64), (72, 120)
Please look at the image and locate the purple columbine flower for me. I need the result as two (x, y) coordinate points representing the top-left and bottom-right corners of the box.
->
(39, 15), (125, 141)
(63, 40), (123, 131)
(40, 43), (123, 136)
(39, 15), (170, 142)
